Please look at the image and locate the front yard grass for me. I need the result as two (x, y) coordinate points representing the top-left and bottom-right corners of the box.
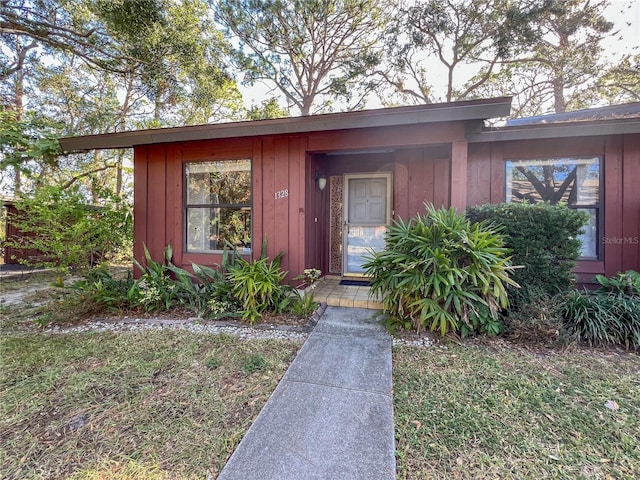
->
(0, 330), (301, 479)
(393, 342), (640, 479)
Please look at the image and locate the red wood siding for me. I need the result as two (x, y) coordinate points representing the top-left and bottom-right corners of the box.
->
(3, 204), (45, 264)
(620, 134), (640, 273)
(394, 147), (450, 220)
(467, 134), (640, 280)
(258, 135), (307, 279)
(305, 153), (324, 272)
(133, 116), (638, 281)
(467, 144), (492, 205)
(450, 141), (468, 210)
(133, 145), (148, 271)
(134, 136), (308, 280)
(307, 122), (466, 151)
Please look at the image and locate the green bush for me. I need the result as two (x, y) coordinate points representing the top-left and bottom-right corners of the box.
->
(131, 244), (183, 312)
(594, 270), (640, 297)
(227, 251), (292, 324)
(71, 264), (135, 312)
(5, 185), (132, 273)
(133, 244), (242, 317)
(364, 204), (518, 337)
(71, 245), (240, 318)
(70, 242), (312, 325)
(467, 202), (588, 306)
(561, 271), (640, 349)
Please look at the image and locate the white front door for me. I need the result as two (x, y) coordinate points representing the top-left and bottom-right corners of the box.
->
(343, 173), (392, 276)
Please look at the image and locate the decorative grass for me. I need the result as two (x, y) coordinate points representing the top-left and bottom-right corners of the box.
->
(393, 343), (640, 479)
(0, 330), (300, 479)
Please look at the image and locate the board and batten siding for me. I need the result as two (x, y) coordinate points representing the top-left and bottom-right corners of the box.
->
(134, 120), (470, 280)
(134, 136), (308, 281)
(466, 134), (640, 280)
(394, 147), (451, 219)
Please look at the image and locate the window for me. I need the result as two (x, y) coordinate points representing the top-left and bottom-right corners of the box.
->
(185, 159), (252, 253)
(505, 156), (601, 260)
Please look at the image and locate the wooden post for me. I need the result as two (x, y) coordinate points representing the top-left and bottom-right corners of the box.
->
(450, 141), (468, 211)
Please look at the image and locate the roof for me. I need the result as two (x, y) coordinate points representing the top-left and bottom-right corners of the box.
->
(506, 102), (640, 126)
(58, 97), (512, 152)
(469, 118), (640, 142)
(468, 105), (640, 143)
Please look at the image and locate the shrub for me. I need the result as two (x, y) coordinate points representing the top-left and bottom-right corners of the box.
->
(70, 264), (135, 312)
(467, 202), (588, 307)
(70, 242), (311, 324)
(227, 251), (292, 324)
(594, 270), (640, 297)
(502, 287), (569, 345)
(131, 245), (183, 312)
(133, 245), (241, 317)
(291, 268), (322, 318)
(70, 245), (240, 317)
(5, 185), (132, 273)
(561, 270), (640, 348)
(364, 204), (518, 337)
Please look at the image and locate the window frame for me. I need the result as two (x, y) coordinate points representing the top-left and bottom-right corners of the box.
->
(183, 158), (253, 254)
(504, 155), (603, 261)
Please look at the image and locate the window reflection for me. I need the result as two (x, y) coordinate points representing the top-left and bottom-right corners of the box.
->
(505, 157), (601, 260)
(185, 160), (252, 253)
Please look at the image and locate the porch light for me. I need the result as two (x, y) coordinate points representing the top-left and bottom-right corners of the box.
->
(315, 171), (327, 191)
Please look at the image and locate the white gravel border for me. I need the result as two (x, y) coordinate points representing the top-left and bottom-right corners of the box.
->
(42, 299), (436, 349)
(45, 320), (435, 347)
(45, 320), (309, 342)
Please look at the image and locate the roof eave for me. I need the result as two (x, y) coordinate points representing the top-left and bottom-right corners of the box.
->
(59, 97), (512, 153)
(467, 117), (640, 142)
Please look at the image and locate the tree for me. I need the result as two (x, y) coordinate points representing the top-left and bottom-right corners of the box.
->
(246, 97), (289, 120)
(95, 0), (242, 125)
(216, 0), (390, 115)
(381, 0), (545, 104)
(0, 107), (61, 193)
(1, 0), (243, 197)
(471, 0), (616, 115)
(594, 54), (640, 104)
(0, 0), (135, 76)
(4, 184), (132, 272)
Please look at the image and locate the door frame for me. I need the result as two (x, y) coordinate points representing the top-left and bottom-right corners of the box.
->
(342, 172), (393, 277)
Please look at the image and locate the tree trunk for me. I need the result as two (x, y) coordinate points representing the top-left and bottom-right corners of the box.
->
(13, 36), (25, 194)
(553, 76), (566, 113)
(116, 151), (124, 195)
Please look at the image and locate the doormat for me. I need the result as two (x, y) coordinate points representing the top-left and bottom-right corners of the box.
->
(339, 279), (370, 286)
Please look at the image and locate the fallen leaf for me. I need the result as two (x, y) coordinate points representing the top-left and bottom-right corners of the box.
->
(411, 420), (421, 429)
(604, 400), (619, 411)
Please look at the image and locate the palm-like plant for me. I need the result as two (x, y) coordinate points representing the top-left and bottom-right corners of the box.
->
(364, 203), (519, 336)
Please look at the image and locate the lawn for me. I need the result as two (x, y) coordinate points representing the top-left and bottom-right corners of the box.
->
(0, 330), (301, 479)
(393, 342), (640, 479)
(3, 271), (639, 480)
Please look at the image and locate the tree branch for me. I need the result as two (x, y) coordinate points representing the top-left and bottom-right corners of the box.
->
(61, 164), (116, 190)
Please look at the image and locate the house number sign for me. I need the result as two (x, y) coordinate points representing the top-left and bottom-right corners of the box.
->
(274, 189), (289, 200)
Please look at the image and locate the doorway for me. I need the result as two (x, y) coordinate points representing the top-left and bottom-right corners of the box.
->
(343, 173), (392, 276)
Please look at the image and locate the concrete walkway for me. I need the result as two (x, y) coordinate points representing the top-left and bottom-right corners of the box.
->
(217, 306), (396, 480)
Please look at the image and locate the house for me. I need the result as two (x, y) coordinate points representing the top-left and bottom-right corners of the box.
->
(2, 199), (46, 265)
(59, 97), (640, 283)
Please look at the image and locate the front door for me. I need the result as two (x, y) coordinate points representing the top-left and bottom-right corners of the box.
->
(343, 173), (392, 276)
